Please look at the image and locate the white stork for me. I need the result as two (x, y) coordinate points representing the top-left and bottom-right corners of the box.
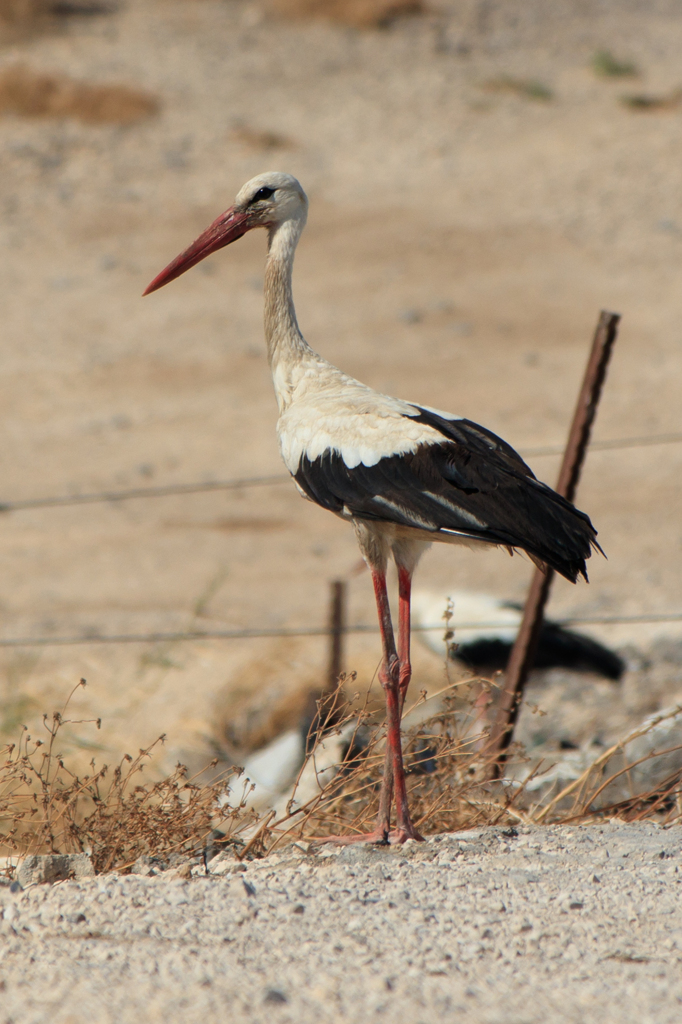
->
(144, 172), (599, 844)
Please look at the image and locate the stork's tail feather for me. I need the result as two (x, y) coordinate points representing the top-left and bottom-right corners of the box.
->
(512, 483), (600, 584)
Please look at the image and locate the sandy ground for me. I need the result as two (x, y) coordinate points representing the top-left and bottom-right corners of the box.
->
(1, 823), (682, 1024)
(1, 1), (682, 776)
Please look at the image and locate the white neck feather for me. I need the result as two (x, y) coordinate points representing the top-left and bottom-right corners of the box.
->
(264, 218), (316, 411)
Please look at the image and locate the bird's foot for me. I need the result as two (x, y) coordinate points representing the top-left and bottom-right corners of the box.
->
(387, 826), (425, 844)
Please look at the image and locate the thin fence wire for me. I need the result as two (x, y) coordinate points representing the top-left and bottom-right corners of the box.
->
(1, 431), (682, 514)
(0, 612), (681, 647)
(0, 474), (287, 513)
(0, 429), (681, 648)
(520, 430), (682, 457)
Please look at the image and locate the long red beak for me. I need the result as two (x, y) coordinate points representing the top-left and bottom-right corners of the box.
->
(143, 206), (251, 295)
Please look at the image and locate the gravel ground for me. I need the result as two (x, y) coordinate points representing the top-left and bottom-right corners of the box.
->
(2, 823), (682, 1023)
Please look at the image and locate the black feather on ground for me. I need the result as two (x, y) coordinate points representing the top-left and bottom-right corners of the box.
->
(455, 622), (625, 680)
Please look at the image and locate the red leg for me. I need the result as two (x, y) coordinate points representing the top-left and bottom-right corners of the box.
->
(377, 564), (414, 836)
(397, 565), (413, 706)
(388, 564), (422, 842)
(370, 569), (422, 841)
(313, 567), (421, 846)
(313, 568), (395, 845)
(368, 567), (399, 839)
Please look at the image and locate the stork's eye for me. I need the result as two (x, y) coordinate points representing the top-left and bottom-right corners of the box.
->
(250, 187), (275, 204)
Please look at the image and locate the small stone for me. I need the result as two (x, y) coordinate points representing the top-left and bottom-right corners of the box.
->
(264, 988), (287, 1004)
(17, 854), (94, 887)
(208, 853), (245, 877)
(164, 861), (192, 881)
(130, 855), (168, 877)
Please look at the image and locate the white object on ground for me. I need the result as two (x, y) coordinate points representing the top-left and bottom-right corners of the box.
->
(412, 589), (521, 656)
(240, 729), (305, 811)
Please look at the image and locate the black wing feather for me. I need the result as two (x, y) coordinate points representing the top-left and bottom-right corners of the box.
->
(294, 407), (599, 584)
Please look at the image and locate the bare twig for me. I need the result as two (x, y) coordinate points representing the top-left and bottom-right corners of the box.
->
(533, 704), (682, 822)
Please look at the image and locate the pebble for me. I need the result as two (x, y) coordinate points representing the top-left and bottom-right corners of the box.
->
(0, 825), (681, 1022)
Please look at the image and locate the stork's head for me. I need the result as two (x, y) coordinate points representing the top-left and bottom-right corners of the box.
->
(143, 172), (308, 295)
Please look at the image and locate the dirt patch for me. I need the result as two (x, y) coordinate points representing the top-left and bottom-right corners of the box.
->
(620, 89), (682, 112)
(0, 0), (52, 41)
(0, 1), (113, 44)
(481, 75), (554, 101)
(230, 123), (295, 153)
(268, 0), (424, 30)
(0, 64), (159, 124)
(0, 0), (47, 25)
(164, 516), (291, 533)
(212, 642), (329, 757)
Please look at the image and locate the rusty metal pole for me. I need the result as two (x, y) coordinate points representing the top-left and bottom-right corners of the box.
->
(326, 579), (347, 692)
(487, 310), (621, 776)
(304, 579), (347, 753)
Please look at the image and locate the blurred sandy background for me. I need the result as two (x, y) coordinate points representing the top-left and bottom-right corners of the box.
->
(0, 0), (681, 775)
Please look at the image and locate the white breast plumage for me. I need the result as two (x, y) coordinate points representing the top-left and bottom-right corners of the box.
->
(276, 361), (457, 472)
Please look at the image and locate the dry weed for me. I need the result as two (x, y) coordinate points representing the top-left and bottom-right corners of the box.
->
(0, 681), (259, 872)
(4, 675), (682, 873)
(268, 0), (424, 30)
(253, 678), (529, 850)
(529, 703), (682, 824)
(263, 677), (682, 848)
(0, 64), (159, 124)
